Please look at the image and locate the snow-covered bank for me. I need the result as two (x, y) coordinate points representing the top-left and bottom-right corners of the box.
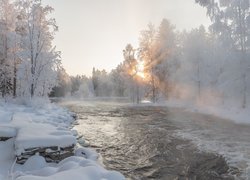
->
(0, 99), (124, 180)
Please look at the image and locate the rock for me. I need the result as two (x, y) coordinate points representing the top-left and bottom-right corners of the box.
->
(0, 126), (17, 141)
(0, 137), (12, 141)
(16, 145), (75, 164)
(75, 147), (98, 161)
(23, 154), (46, 171)
(71, 113), (77, 120)
(78, 138), (85, 146)
(71, 129), (78, 136)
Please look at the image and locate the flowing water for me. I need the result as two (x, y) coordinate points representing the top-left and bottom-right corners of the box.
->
(61, 100), (250, 180)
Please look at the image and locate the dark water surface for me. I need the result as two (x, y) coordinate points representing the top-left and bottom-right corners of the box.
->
(62, 101), (243, 180)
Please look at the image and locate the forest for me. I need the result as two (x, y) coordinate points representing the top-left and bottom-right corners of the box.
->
(52, 0), (250, 109)
(1, 0), (250, 109)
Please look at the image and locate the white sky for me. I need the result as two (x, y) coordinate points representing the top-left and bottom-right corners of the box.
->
(43, 0), (210, 76)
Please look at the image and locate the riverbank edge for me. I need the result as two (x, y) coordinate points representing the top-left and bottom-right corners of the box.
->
(0, 99), (125, 180)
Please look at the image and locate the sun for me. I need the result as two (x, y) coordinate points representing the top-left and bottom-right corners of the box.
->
(137, 72), (145, 79)
(136, 61), (145, 79)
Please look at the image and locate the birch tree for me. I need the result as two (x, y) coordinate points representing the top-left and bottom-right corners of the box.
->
(17, 0), (60, 97)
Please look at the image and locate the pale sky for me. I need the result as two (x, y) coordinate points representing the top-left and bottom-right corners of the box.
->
(43, 0), (210, 76)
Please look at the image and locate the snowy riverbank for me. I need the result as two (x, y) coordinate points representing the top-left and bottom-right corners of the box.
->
(0, 99), (124, 180)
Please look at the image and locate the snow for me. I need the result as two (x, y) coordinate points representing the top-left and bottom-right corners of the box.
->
(0, 138), (15, 179)
(75, 147), (99, 161)
(14, 157), (124, 180)
(0, 111), (13, 123)
(0, 105), (77, 156)
(0, 127), (16, 138)
(0, 99), (125, 180)
(22, 154), (47, 171)
(13, 154), (124, 180)
(13, 114), (76, 155)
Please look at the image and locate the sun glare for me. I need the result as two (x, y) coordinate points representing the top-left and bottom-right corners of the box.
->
(137, 61), (145, 79)
(137, 72), (145, 79)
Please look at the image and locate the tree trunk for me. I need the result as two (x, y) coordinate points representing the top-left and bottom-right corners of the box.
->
(241, 49), (247, 109)
(3, 33), (8, 98)
(13, 34), (17, 98)
(152, 74), (156, 103)
(31, 84), (34, 97)
(136, 83), (139, 104)
(242, 73), (247, 108)
(237, 4), (247, 109)
(13, 60), (17, 98)
(197, 56), (201, 101)
(31, 55), (34, 97)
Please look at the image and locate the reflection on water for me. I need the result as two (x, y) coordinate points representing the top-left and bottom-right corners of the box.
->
(63, 101), (244, 180)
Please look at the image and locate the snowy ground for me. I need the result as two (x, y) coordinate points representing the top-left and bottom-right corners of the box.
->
(0, 99), (124, 180)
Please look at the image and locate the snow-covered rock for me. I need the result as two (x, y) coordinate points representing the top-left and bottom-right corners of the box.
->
(4, 112), (76, 164)
(0, 126), (17, 140)
(15, 156), (125, 180)
(0, 101), (125, 180)
(14, 121), (76, 156)
(23, 154), (47, 171)
(75, 147), (98, 161)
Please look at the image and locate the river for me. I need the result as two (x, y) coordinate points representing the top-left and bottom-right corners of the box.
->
(60, 100), (250, 180)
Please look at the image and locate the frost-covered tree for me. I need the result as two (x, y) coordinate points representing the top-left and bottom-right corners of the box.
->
(122, 44), (142, 103)
(50, 67), (71, 97)
(123, 44), (137, 77)
(186, 26), (207, 99)
(196, 0), (250, 51)
(16, 0), (60, 97)
(195, 0), (250, 108)
(153, 19), (178, 99)
(73, 76), (94, 98)
(0, 0), (17, 97)
(92, 68), (112, 97)
(91, 68), (100, 97)
(139, 24), (159, 103)
(71, 75), (83, 96)
(110, 64), (127, 97)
